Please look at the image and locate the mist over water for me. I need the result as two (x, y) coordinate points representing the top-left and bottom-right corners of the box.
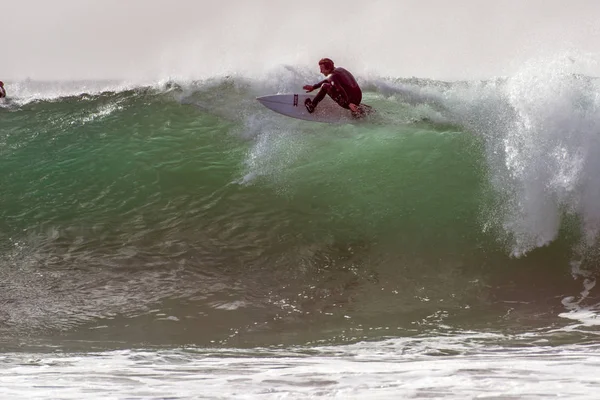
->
(4, 0), (600, 81)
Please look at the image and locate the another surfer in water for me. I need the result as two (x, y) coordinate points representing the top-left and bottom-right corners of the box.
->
(303, 58), (362, 115)
(0, 81), (6, 98)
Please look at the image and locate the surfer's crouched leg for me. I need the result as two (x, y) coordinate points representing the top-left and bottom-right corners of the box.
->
(307, 83), (359, 114)
(311, 83), (331, 108)
(305, 83), (330, 113)
(325, 84), (356, 111)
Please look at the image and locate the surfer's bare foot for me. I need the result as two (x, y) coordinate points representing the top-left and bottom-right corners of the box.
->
(350, 104), (364, 118)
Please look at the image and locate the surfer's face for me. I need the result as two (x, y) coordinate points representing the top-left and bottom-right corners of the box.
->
(319, 64), (332, 76)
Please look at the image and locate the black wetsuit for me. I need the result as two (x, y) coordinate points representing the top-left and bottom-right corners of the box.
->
(311, 67), (362, 109)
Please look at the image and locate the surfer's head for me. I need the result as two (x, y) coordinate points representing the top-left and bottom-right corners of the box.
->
(318, 58), (334, 75)
(0, 81), (4, 87)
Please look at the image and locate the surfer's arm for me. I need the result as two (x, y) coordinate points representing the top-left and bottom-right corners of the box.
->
(304, 78), (328, 92)
(312, 79), (328, 89)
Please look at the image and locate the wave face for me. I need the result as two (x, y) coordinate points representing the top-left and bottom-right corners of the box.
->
(2, 56), (600, 348)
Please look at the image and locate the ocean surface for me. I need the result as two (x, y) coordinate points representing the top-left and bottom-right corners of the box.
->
(2, 60), (600, 399)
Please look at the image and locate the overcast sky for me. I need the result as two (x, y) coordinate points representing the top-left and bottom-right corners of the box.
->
(3, 0), (600, 81)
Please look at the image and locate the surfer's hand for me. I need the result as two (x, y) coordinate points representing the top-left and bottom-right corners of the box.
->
(349, 103), (359, 113)
(303, 85), (314, 92)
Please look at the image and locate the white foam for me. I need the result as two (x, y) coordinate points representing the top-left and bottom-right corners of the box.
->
(2, 333), (600, 400)
(429, 53), (600, 256)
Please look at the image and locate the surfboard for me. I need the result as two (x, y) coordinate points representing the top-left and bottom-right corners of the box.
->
(256, 93), (372, 124)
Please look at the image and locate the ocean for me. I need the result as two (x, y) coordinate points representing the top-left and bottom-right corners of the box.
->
(2, 56), (600, 399)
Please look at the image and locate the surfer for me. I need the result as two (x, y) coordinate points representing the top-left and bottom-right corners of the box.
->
(303, 58), (362, 115)
(0, 81), (6, 98)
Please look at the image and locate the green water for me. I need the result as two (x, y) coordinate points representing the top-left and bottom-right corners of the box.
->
(0, 82), (594, 350)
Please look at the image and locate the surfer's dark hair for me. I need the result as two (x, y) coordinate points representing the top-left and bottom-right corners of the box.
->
(318, 58), (334, 70)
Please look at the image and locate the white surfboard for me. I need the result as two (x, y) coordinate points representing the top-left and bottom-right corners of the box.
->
(256, 93), (372, 124)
